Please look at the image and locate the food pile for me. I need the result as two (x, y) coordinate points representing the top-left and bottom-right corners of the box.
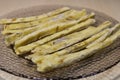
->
(0, 7), (120, 72)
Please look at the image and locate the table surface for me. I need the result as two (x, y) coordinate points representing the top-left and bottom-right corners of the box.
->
(0, 0), (120, 80)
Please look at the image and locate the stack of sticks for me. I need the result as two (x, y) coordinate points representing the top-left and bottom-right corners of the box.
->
(0, 7), (120, 72)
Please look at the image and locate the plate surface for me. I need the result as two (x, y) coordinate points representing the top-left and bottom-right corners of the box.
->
(0, 5), (120, 80)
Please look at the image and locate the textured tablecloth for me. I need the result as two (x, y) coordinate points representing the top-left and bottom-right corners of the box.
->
(0, 0), (120, 80)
